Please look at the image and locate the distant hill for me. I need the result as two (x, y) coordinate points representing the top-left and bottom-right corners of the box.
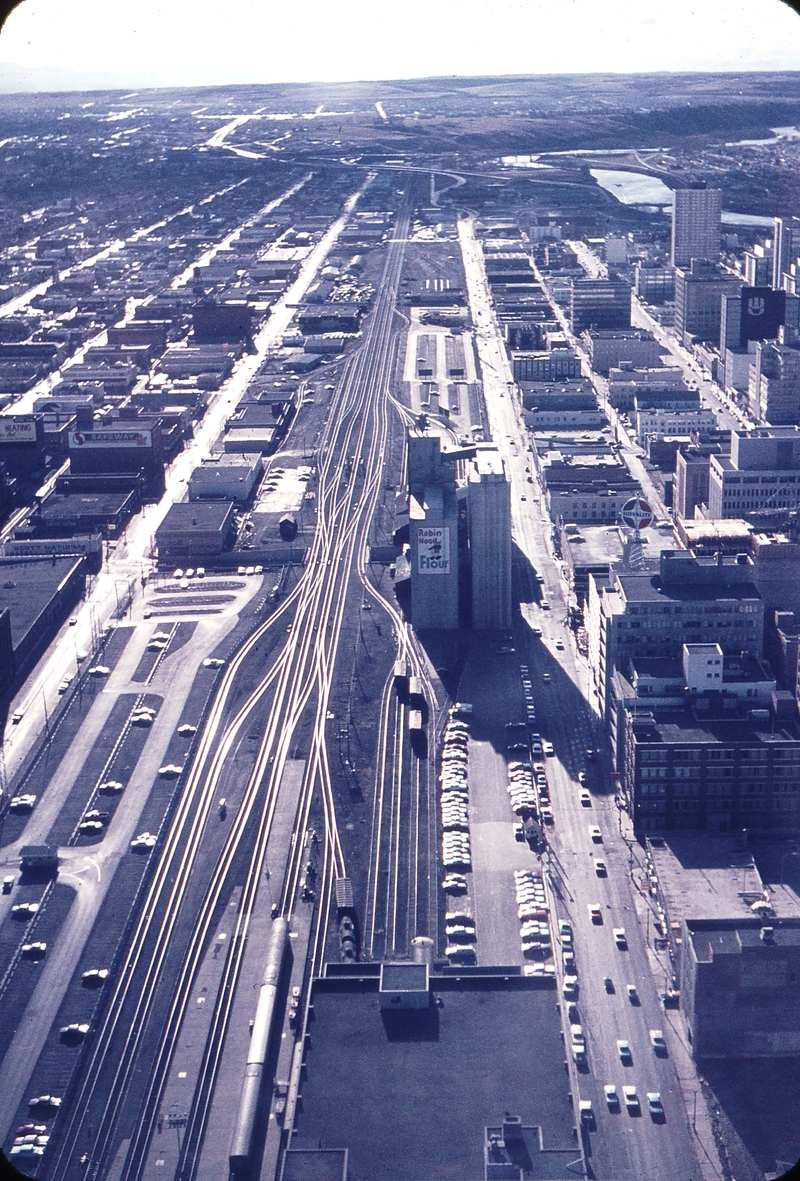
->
(0, 61), (202, 94)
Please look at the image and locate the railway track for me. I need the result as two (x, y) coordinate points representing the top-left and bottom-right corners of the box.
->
(46, 192), (416, 1181)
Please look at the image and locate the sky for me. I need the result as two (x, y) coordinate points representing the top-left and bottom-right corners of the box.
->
(1, 0), (800, 90)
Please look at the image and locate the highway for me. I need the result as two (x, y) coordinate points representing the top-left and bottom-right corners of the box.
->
(458, 215), (712, 1181)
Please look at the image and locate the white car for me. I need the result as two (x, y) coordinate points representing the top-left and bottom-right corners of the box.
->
(20, 942), (47, 957)
(27, 1096), (61, 1110)
(647, 1092), (664, 1118)
(579, 790), (591, 807)
(131, 832), (156, 851)
(99, 780), (124, 794)
(649, 1029), (667, 1054)
(203, 657), (225, 669)
(9, 794), (37, 811)
(588, 904), (602, 923)
(78, 820), (104, 834)
(613, 927), (628, 949)
(82, 968), (109, 985)
(88, 665), (110, 677)
(594, 859), (607, 876)
(60, 1022), (90, 1038)
(589, 825), (602, 842)
(158, 764), (183, 778)
(11, 902), (40, 918)
(177, 724), (197, 736)
(623, 1085), (639, 1112)
(542, 741), (554, 756)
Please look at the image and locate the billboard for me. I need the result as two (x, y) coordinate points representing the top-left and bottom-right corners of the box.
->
(620, 497), (653, 531)
(69, 429), (152, 449)
(417, 526), (450, 575)
(0, 417), (38, 443)
(740, 287), (785, 348)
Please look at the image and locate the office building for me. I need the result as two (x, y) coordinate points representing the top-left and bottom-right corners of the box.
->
(743, 242), (773, 288)
(604, 236), (627, 265)
(511, 350), (579, 382)
(773, 216), (800, 290)
(674, 447), (719, 519)
(635, 406), (717, 447)
(747, 341), (800, 425)
(750, 531), (800, 619)
(634, 264), (675, 305)
(682, 917), (800, 1057)
(674, 259), (743, 345)
(720, 287), (798, 356)
(539, 450), (639, 524)
(620, 659), (800, 839)
(569, 279), (631, 334)
(586, 549), (764, 719)
(707, 427), (800, 518)
(466, 449), (512, 630)
(607, 366), (694, 412)
(671, 187), (722, 268)
(583, 329), (664, 375)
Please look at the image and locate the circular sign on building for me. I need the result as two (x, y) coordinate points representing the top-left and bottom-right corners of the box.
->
(619, 496), (653, 532)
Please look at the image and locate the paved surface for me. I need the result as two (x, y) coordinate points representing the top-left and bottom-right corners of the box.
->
(457, 215), (713, 1181)
(0, 585), (261, 1140)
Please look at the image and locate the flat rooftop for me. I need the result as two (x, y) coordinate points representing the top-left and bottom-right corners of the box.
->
(688, 918), (800, 963)
(630, 706), (800, 746)
(0, 556), (84, 649)
(616, 572), (762, 605)
(291, 976), (579, 1181)
(648, 835), (775, 924)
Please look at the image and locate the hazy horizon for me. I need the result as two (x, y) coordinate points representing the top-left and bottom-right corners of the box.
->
(1, 0), (800, 94)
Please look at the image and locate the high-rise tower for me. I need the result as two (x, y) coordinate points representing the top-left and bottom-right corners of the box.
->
(671, 188), (722, 268)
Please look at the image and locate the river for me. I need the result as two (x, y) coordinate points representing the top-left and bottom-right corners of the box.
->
(589, 168), (775, 227)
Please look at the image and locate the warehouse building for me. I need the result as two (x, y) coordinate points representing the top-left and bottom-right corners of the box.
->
(0, 555), (87, 692)
(155, 501), (236, 567)
(189, 453), (263, 503)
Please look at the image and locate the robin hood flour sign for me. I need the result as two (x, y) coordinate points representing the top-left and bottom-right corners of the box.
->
(417, 526), (450, 575)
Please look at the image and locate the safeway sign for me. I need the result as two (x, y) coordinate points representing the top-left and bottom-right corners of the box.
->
(620, 497), (653, 531)
(417, 526), (450, 575)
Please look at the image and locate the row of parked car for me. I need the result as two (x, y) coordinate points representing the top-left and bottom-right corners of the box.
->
(440, 714), (472, 873)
